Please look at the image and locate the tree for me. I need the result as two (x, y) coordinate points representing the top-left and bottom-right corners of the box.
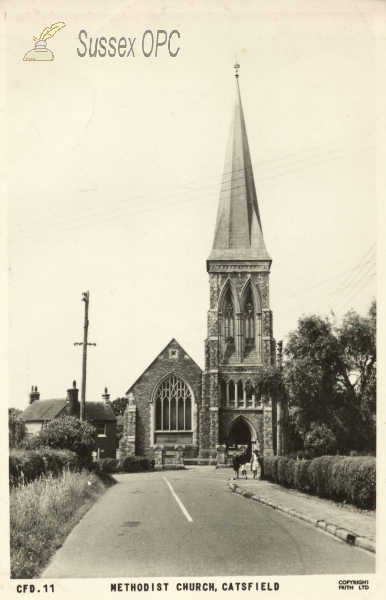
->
(249, 366), (288, 455)
(284, 300), (376, 455)
(304, 423), (337, 457)
(36, 416), (96, 463)
(9, 408), (28, 449)
(110, 397), (129, 417)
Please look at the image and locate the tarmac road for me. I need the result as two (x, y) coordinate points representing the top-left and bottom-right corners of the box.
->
(41, 467), (375, 578)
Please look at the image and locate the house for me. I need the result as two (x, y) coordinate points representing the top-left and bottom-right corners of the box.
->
(119, 68), (279, 466)
(21, 382), (117, 459)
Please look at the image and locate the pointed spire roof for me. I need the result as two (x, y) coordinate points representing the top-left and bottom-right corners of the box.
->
(208, 69), (271, 263)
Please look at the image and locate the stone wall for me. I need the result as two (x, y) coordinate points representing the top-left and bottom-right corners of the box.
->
(120, 339), (202, 459)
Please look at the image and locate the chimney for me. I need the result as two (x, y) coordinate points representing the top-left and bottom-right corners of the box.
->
(67, 380), (80, 418)
(102, 387), (110, 404)
(29, 385), (40, 404)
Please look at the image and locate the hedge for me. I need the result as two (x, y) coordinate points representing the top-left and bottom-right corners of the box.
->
(9, 448), (82, 487)
(120, 456), (155, 473)
(261, 455), (375, 510)
(92, 458), (120, 474)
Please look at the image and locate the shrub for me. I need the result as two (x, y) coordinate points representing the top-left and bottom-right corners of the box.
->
(9, 409), (28, 449)
(263, 454), (376, 510)
(277, 457), (296, 488)
(304, 424), (337, 457)
(92, 458), (120, 474)
(293, 460), (312, 493)
(9, 448), (81, 487)
(330, 457), (376, 509)
(35, 416), (96, 465)
(120, 456), (155, 473)
(308, 455), (344, 498)
(262, 456), (280, 482)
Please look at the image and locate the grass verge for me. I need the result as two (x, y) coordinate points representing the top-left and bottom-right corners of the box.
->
(10, 469), (115, 579)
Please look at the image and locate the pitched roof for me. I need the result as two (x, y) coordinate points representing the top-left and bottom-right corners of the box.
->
(21, 399), (116, 422)
(126, 338), (202, 394)
(21, 398), (68, 422)
(85, 402), (117, 421)
(208, 78), (271, 263)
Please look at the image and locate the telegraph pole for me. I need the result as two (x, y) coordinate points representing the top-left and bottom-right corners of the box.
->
(74, 292), (96, 421)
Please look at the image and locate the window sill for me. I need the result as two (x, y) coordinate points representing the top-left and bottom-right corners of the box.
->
(97, 434), (107, 438)
(155, 430), (193, 433)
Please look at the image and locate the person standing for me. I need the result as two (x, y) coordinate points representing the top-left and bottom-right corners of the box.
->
(232, 453), (240, 479)
(251, 450), (259, 480)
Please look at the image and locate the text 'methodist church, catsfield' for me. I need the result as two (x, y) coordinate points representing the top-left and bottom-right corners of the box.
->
(119, 67), (279, 464)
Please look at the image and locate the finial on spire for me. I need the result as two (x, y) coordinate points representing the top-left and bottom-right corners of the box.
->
(234, 58), (240, 79)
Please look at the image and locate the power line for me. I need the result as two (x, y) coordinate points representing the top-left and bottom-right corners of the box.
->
(331, 253), (377, 312)
(272, 256), (377, 304)
(11, 145), (375, 243)
(11, 132), (375, 233)
(332, 260), (377, 314)
(336, 272), (376, 314)
(279, 268), (376, 317)
(318, 243), (377, 313)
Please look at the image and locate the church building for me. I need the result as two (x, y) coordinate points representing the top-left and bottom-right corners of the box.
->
(120, 66), (277, 466)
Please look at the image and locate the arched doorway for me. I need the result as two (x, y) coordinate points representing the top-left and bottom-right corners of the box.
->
(226, 416), (257, 454)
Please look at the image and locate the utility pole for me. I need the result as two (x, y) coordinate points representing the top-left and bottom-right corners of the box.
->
(74, 292), (96, 421)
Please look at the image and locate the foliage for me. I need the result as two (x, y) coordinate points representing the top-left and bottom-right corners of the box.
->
(293, 460), (312, 493)
(120, 455), (155, 473)
(284, 300), (376, 455)
(92, 458), (120, 474)
(110, 397), (129, 416)
(9, 408), (28, 449)
(34, 416), (96, 464)
(9, 448), (81, 487)
(251, 366), (286, 404)
(304, 424), (337, 457)
(10, 470), (112, 579)
(116, 415), (124, 440)
(261, 456), (280, 483)
(261, 455), (375, 510)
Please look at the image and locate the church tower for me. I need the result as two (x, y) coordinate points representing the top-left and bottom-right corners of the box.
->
(199, 64), (276, 461)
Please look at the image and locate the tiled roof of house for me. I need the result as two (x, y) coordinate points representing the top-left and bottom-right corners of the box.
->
(85, 402), (117, 421)
(21, 398), (68, 422)
(21, 399), (116, 422)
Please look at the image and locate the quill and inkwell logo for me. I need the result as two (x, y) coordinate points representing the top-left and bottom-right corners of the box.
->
(23, 22), (66, 61)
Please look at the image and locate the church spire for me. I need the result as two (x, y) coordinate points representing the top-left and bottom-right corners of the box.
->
(208, 64), (271, 263)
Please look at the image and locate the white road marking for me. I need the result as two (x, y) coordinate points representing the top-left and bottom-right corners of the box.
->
(163, 477), (193, 522)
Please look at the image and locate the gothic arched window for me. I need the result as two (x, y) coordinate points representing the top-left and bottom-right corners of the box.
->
(155, 375), (192, 431)
(224, 290), (235, 344)
(245, 289), (255, 346)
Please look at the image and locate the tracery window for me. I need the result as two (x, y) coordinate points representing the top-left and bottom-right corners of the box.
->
(155, 375), (192, 431)
(223, 290), (235, 344)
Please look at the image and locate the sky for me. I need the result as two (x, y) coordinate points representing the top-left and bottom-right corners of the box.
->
(5, 0), (384, 410)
